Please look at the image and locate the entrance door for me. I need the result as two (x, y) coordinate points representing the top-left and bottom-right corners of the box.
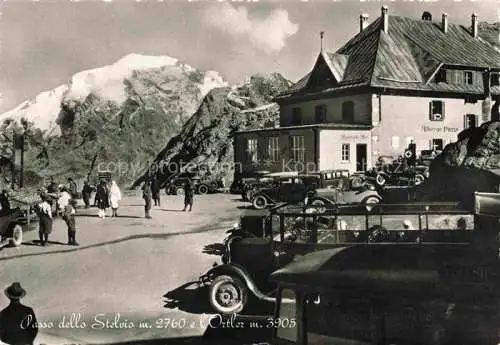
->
(464, 114), (478, 129)
(431, 139), (443, 151)
(356, 144), (367, 172)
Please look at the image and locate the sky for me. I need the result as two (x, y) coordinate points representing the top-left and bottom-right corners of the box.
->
(0, 0), (498, 113)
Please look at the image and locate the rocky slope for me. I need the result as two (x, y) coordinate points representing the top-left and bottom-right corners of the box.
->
(423, 122), (500, 208)
(0, 54), (229, 186)
(131, 73), (291, 188)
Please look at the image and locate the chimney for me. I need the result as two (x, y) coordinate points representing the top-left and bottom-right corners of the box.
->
(381, 6), (389, 33)
(472, 13), (478, 38)
(441, 13), (448, 33)
(360, 13), (369, 32)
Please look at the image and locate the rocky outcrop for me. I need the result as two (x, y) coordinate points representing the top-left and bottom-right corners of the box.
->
(423, 121), (500, 208)
(132, 73), (291, 188)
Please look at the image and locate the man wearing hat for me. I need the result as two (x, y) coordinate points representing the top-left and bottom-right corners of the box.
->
(0, 282), (38, 345)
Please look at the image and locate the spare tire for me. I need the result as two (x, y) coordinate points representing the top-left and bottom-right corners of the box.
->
(10, 224), (22, 247)
(350, 175), (364, 188)
(376, 173), (387, 186)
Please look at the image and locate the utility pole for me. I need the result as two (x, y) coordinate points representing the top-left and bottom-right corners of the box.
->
(19, 133), (25, 188)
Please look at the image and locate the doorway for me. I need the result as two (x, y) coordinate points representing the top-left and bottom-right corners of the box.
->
(356, 144), (367, 172)
(431, 139), (443, 151)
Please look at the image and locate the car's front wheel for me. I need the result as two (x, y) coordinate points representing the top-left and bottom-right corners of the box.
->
(414, 173), (425, 185)
(198, 184), (209, 195)
(209, 275), (248, 315)
(306, 199), (327, 213)
(10, 224), (22, 247)
(252, 195), (268, 210)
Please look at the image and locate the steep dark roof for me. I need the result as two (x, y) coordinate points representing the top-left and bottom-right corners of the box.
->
(278, 14), (500, 100)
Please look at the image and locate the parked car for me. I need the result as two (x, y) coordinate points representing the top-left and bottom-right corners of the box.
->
(308, 169), (366, 189)
(241, 172), (300, 201)
(251, 175), (319, 210)
(165, 175), (223, 195)
(308, 176), (382, 208)
(199, 195), (489, 318)
(268, 192), (500, 345)
(0, 208), (24, 247)
(230, 170), (272, 194)
(418, 149), (442, 166)
(366, 162), (428, 187)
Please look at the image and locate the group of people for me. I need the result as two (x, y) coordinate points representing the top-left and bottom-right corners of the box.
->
(93, 179), (122, 219)
(34, 175), (195, 246)
(37, 186), (78, 247)
(141, 176), (194, 218)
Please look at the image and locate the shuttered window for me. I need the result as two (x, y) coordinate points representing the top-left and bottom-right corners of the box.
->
(291, 108), (302, 125)
(315, 104), (327, 123)
(429, 101), (445, 121)
(464, 114), (478, 129)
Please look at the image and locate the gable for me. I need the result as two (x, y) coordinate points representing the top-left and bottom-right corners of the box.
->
(304, 54), (338, 91)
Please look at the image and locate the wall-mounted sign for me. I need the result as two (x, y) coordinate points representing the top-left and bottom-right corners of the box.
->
(340, 134), (369, 141)
(421, 125), (459, 133)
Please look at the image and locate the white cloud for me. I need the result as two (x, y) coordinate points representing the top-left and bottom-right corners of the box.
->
(204, 2), (299, 53)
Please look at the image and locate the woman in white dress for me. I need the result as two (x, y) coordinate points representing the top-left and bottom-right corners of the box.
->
(109, 181), (122, 217)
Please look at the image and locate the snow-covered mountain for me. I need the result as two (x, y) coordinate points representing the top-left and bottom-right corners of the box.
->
(0, 53), (228, 136)
(0, 54), (291, 187)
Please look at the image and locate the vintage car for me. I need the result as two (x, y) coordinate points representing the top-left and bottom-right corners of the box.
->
(230, 170), (272, 194)
(240, 172), (298, 201)
(308, 169), (366, 189)
(418, 149), (442, 166)
(0, 208), (24, 247)
(308, 176), (382, 208)
(97, 170), (112, 183)
(267, 192), (500, 345)
(366, 162), (429, 187)
(244, 170), (367, 203)
(250, 175), (319, 210)
(165, 175), (223, 195)
(199, 194), (497, 320)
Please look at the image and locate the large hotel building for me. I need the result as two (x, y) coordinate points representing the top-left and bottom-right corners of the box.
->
(233, 7), (500, 178)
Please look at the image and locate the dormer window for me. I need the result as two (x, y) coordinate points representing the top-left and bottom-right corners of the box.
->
(464, 71), (474, 85)
(435, 69), (447, 83)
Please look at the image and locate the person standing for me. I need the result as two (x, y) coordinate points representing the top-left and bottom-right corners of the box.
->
(63, 199), (78, 246)
(0, 190), (11, 215)
(57, 187), (72, 215)
(81, 181), (94, 208)
(46, 177), (58, 215)
(151, 176), (161, 207)
(182, 179), (194, 212)
(37, 194), (53, 246)
(95, 180), (109, 219)
(109, 180), (122, 217)
(142, 180), (153, 219)
(67, 178), (78, 199)
(46, 177), (58, 194)
(0, 282), (38, 345)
